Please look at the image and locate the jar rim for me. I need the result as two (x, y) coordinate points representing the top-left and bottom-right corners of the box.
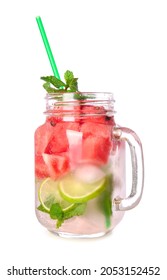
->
(44, 92), (115, 117)
(45, 92), (114, 98)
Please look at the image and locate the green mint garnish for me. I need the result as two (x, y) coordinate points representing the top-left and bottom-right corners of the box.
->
(41, 70), (95, 100)
(43, 82), (63, 93)
(56, 203), (86, 229)
(64, 70), (74, 84)
(41, 76), (66, 88)
(37, 202), (86, 229)
(63, 203), (86, 220)
(64, 70), (78, 91)
(73, 93), (88, 100)
(37, 204), (50, 214)
(56, 219), (64, 229)
(55, 203), (86, 228)
(50, 203), (64, 220)
(41, 70), (78, 93)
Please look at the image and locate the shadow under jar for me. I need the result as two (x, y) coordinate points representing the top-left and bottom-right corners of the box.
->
(35, 92), (144, 238)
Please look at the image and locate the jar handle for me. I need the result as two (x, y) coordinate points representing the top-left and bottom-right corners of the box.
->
(113, 127), (144, 211)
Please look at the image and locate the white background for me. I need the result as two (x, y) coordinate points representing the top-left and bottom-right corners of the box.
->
(0, 0), (167, 279)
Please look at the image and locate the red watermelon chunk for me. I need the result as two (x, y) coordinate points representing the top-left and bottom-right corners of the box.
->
(43, 153), (69, 179)
(35, 122), (53, 155)
(35, 155), (49, 179)
(81, 105), (105, 115)
(80, 121), (112, 164)
(44, 122), (80, 154)
(46, 106), (64, 124)
(81, 105), (105, 123)
(81, 105), (115, 125)
(45, 135), (68, 154)
(46, 116), (62, 126)
(82, 135), (111, 164)
(80, 122), (111, 139)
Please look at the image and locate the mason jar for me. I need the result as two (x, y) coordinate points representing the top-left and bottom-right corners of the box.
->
(35, 92), (144, 238)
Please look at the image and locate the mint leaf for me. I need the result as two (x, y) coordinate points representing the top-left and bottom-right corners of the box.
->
(55, 203), (86, 229)
(64, 71), (78, 91)
(43, 82), (61, 93)
(69, 78), (78, 91)
(37, 204), (49, 214)
(63, 203), (86, 220)
(64, 70), (74, 85)
(73, 93), (96, 100)
(56, 203), (87, 228)
(38, 201), (87, 229)
(74, 93), (91, 100)
(41, 70), (79, 95)
(41, 76), (66, 89)
(50, 203), (63, 220)
(56, 219), (64, 228)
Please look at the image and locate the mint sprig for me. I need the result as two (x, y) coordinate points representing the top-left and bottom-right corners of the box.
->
(50, 203), (64, 220)
(37, 202), (86, 228)
(41, 70), (96, 100)
(41, 76), (66, 89)
(41, 70), (78, 93)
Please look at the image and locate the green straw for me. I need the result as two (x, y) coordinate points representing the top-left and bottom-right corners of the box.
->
(36, 16), (60, 79)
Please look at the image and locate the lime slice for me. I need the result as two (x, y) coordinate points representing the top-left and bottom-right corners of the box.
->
(59, 166), (106, 203)
(38, 178), (74, 212)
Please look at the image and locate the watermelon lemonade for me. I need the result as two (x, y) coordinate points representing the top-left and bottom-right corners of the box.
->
(35, 72), (144, 238)
(35, 91), (124, 237)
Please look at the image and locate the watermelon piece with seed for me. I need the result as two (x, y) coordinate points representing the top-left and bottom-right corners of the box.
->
(46, 106), (65, 124)
(81, 105), (115, 124)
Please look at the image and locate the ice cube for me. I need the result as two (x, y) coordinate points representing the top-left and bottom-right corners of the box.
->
(74, 163), (105, 184)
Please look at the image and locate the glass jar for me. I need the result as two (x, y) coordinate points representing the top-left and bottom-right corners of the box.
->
(35, 92), (144, 238)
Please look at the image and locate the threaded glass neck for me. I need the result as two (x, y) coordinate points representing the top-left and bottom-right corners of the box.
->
(44, 92), (115, 120)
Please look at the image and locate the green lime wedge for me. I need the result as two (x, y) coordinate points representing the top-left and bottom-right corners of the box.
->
(59, 173), (106, 203)
(38, 178), (74, 212)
